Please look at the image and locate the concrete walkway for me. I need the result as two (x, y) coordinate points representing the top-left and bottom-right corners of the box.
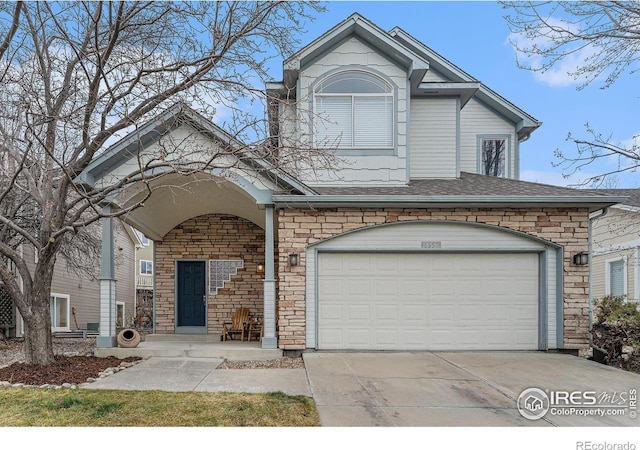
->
(83, 349), (640, 426)
(83, 357), (311, 396)
(303, 351), (640, 427)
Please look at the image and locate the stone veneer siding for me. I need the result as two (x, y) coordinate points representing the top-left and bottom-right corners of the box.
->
(277, 207), (590, 353)
(155, 214), (266, 335)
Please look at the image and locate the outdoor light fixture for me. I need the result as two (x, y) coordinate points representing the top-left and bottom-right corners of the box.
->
(257, 264), (264, 273)
(289, 253), (299, 266)
(573, 252), (589, 266)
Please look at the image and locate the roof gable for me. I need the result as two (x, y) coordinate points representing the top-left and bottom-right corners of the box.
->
(283, 13), (429, 91)
(80, 104), (313, 196)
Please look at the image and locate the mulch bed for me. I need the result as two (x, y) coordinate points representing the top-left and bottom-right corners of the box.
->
(0, 355), (141, 386)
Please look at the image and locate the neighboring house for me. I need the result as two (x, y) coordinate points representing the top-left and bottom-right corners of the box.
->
(0, 220), (136, 337)
(81, 14), (622, 354)
(134, 229), (154, 328)
(591, 189), (640, 303)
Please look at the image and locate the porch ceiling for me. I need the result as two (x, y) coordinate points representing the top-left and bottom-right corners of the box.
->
(115, 173), (266, 240)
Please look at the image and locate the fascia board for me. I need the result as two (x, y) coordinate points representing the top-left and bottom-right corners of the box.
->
(415, 82), (480, 107)
(476, 86), (541, 132)
(389, 27), (477, 82)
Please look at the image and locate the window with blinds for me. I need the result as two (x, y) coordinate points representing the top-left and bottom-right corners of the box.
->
(314, 71), (393, 149)
(608, 259), (625, 297)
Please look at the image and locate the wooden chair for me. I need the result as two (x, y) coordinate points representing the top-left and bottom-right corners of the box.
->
(223, 307), (250, 341)
(247, 320), (263, 342)
(247, 304), (278, 342)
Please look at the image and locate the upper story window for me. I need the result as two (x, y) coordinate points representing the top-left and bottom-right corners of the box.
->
(140, 260), (153, 276)
(314, 71), (393, 149)
(480, 137), (507, 177)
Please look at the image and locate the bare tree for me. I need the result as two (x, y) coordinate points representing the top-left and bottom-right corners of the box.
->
(482, 139), (505, 177)
(501, 1), (640, 187)
(0, 1), (327, 364)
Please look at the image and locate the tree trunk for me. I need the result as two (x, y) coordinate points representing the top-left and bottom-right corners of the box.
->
(21, 259), (57, 365)
(23, 307), (55, 365)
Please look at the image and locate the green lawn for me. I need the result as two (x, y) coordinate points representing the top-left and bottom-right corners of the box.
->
(0, 388), (320, 426)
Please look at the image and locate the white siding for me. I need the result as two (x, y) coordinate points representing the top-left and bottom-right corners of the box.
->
(459, 98), (517, 177)
(297, 37), (409, 185)
(592, 250), (637, 301)
(410, 98), (457, 179)
(421, 68), (449, 82)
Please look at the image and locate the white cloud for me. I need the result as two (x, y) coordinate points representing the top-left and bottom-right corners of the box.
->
(508, 17), (599, 88)
(520, 169), (600, 187)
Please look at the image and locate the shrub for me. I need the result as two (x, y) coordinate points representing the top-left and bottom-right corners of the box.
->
(591, 296), (640, 374)
(593, 295), (640, 325)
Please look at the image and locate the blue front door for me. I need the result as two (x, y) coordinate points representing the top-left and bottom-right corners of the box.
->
(177, 261), (206, 329)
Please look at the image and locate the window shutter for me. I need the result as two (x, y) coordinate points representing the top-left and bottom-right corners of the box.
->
(315, 96), (352, 147)
(610, 260), (625, 297)
(354, 96), (393, 148)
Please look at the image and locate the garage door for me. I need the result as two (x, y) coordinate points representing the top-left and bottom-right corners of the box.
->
(317, 252), (539, 350)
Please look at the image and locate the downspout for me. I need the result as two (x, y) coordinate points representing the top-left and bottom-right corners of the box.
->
(588, 207), (609, 354)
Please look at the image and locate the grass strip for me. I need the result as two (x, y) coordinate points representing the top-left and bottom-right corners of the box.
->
(0, 388), (320, 427)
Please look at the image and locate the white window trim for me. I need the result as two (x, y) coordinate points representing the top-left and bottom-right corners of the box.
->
(477, 134), (511, 178)
(605, 256), (628, 297)
(140, 259), (153, 276)
(116, 301), (125, 328)
(50, 293), (70, 332)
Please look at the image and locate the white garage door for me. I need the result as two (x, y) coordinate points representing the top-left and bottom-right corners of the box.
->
(317, 252), (539, 350)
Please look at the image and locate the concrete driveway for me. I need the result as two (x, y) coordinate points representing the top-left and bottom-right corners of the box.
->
(303, 351), (640, 426)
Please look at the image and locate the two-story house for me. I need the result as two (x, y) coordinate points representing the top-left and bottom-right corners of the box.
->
(82, 14), (621, 354)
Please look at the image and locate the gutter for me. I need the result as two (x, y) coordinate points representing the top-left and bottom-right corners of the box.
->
(588, 207), (609, 357)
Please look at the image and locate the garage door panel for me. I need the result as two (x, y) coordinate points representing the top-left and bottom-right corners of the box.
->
(375, 279), (399, 296)
(484, 305), (509, 321)
(347, 329), (371, 346)
(457, 304), (484, 322)
(431, 281), (455, 296)
(429, 304), (455, 322)
(347, 305), (371, 321)
(347, 280), (371, 296)
(402, 305), (427, 321)
(318, 252), (539, 350)
(319, 304), (343, 320)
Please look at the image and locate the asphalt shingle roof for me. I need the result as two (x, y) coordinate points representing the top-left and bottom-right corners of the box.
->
(597, 188), (640, 208)
(311, 172), (620, 199)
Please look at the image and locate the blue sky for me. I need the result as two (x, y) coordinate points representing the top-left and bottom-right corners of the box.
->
(279, 1), (639, 188)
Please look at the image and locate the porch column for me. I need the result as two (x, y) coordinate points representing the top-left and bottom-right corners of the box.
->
(96, 207), (117, 348)
(262, 204), (277, 349)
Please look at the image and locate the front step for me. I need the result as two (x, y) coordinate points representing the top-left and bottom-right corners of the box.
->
(144, 334), (223, 343)
(94, 334), (282, 361)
